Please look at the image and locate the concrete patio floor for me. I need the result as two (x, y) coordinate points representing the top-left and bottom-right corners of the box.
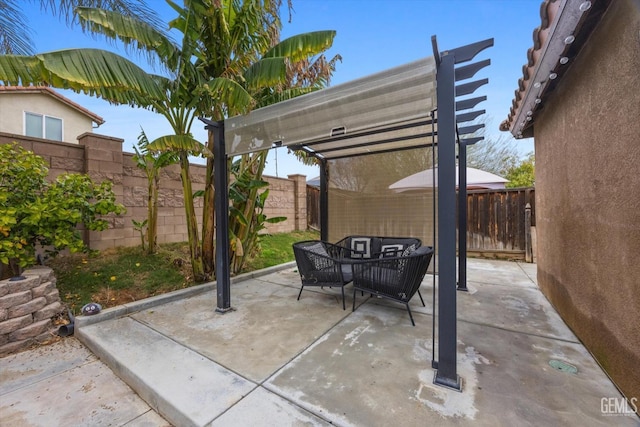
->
(1, 258), (638, 426)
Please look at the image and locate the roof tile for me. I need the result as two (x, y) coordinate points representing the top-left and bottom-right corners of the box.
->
(0, 86), (105, 125)
(500, 0), (610, 135)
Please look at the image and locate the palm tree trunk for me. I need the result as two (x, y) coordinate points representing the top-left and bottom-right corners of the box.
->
(179, 152), (205, 281)
(146, 173), (159, 255)
(202, 130), (215, 276)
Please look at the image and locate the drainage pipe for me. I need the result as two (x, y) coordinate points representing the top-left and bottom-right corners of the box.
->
(57, 309), (75, 337)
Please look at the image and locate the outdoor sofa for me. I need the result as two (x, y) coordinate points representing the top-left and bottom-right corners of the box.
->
(292, 236), (429, 323)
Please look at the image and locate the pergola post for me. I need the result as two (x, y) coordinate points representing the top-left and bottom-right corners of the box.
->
(432, 37), (493, 391)
(456, 135), (482, 292)
(434, 48), (461, 391)
(457, 143), (469, 292)
(210, 120), (232, 313)
(319, 158), (329, 241)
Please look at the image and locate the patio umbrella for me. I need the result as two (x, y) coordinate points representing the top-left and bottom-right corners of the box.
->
(388, 166), (508, 192)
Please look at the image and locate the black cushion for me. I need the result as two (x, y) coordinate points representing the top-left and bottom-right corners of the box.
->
(380, 238), (421, 249)
(341, 263), (353, 282)
(347, 236), (383, 259)
(413, 245), (434, 256)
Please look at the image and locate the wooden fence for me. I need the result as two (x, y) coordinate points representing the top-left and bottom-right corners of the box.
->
(464, 188), (535, 259)
(307, 185), (320, 230)
(307, 185), (535, 260)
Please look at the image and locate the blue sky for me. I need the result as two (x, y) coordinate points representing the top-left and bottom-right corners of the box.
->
(26, 0), (540, 178)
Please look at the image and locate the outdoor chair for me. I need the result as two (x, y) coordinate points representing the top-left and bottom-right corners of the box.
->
(351, 245), (434, 326)
(293, 240), (353, 310)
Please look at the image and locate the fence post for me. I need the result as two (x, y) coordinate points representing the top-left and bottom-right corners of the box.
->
(525, 203), (532, 263)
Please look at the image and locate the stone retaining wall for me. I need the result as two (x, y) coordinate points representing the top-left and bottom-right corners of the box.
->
(0, 267), (64, 357)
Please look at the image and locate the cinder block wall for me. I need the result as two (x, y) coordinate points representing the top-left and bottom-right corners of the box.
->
(119, 152), (207, 249)
(1, 133), (308, 251)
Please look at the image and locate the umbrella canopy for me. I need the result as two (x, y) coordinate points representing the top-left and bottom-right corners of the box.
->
(307, 176), (320, 188)
(389, 166), (509, 192)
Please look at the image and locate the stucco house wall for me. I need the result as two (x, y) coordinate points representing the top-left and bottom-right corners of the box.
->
(532, 0), (640, 399)
(0, 88), (101, 144)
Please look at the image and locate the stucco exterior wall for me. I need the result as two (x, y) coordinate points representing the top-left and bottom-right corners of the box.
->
(0, 93), (94, 144)
(533, 0), (640, 399)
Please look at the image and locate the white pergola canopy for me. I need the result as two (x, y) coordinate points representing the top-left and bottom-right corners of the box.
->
(224, 57), (437, 159)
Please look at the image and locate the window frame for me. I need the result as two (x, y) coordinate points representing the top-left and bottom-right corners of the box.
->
(24, 111), (64, 141)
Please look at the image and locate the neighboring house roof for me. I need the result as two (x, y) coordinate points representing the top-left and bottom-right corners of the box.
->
(0, 86), (105, 126)
(307, 176), (320, 187)
(500, 0), (611, 138)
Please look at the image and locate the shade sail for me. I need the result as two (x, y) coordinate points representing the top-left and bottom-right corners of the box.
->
(224, 56), (437, 159)
(389, 166), (508, 192)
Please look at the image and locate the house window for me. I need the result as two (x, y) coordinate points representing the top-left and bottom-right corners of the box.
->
(24, 112), (63, 141)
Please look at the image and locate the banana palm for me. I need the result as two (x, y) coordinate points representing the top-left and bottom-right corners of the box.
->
(0, 0), (337, 280)
(182, 0), (339, 275)
(0, 0), (162, 55)
(1, 4), (211, 280)
(132, 129), (178, 255)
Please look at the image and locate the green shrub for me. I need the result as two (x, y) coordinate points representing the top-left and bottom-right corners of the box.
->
(0, 143), (125, 276)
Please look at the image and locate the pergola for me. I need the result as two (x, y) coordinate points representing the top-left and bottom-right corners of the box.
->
(203, 36), (493, 391)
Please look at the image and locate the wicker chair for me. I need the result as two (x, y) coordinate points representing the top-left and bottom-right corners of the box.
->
(351, 245), (434, 325)
(293, 240), (353, 310)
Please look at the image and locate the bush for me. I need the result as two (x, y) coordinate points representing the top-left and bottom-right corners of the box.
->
(0, 143), (125, 276)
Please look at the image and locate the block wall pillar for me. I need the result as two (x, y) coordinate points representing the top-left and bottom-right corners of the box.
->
(78, 133), (125, 250)
(288, 174), (307, 231)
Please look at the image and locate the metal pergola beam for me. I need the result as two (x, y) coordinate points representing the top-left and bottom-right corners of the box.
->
(304, 118), (436, 149)
(325, 141), (437, 161)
